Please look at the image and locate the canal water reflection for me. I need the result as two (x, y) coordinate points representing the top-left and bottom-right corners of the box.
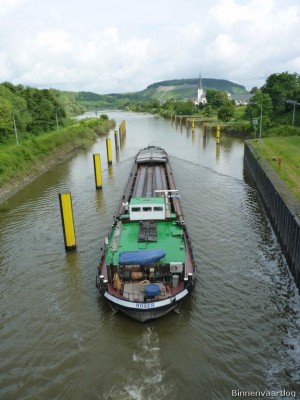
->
(0, 111), (299, 399)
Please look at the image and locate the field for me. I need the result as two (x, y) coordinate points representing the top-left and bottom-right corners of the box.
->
(252, 136), (300, 202)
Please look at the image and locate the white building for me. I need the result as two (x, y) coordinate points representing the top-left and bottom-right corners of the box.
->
(194, 74), (207, 106)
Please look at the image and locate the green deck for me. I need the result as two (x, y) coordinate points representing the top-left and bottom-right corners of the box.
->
(106, 220), (186, 266)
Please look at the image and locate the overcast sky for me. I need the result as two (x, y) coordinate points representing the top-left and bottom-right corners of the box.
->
(0, 0), (299, 94)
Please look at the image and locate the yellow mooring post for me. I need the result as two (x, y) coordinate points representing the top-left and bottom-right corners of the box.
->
(216, 126), (220, 145)
(118, 125), (122, 145)
(216, 142), (220, 160)
(58, 192), (77, 251)
(93, 153), (102, 189)
(192, 118), (195, 131)
(114, 130), (119, 151)
(106, 138), (113, 164)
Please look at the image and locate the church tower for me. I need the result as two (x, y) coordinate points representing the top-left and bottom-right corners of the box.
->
(197, 74), (204, 103)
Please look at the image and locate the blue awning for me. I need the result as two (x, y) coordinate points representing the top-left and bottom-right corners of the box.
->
(119, 249), (166, 265)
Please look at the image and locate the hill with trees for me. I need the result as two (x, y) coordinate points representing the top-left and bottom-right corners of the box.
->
(146, 77), (246, 93)
(73, 77), (248, 108)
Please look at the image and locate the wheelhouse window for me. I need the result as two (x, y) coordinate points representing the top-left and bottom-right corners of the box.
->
(154, 206), (163, 211)
(142, 207), (152, 212)
(131, 207), (141, 212)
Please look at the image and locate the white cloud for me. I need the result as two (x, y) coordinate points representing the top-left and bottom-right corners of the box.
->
(36, 30), (73, 54)
(0, 0), (28, 17)
(0, 0), (299, 93)
(180, 23), (203, 43)
(0, 53), (10, 80)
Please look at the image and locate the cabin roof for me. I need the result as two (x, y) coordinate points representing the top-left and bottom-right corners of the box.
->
(130, 197), (164, 205)
(105, 220), (185, 266)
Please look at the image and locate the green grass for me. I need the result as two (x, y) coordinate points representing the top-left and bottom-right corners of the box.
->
(251, 136), (300, 202)
(233, 106), (247, 121)
(0, 118), (115, 187)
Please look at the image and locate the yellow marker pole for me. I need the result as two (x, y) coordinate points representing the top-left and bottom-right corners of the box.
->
(93, 154), (102, 189)
(216, 143), (220, 160)
(106, 138), (113, 164)
(192, 118), (195, 131)
(216, 126), (220, 145)
(58, 192), (76, 251)
(114, 130), (119, 151)
(123, 120), (126, 135)
(118, 125), (122, 144)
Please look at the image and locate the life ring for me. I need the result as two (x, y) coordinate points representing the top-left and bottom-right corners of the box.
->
(139, 280), (150, 291)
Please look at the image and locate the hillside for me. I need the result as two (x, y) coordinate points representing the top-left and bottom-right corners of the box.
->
(144, 78), (247, 99)
(75, 77), (248, 106)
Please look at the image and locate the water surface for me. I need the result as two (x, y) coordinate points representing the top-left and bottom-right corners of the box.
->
(1, 111), (299, 400)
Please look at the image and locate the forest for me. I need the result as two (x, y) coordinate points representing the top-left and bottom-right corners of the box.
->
(0, 83), (87, 144)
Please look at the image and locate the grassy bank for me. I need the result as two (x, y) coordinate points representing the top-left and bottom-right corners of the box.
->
(0, 117), (115, 191)
(251, 136), (300, 202)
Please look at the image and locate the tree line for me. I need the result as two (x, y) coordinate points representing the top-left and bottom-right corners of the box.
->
(0, 82), (70, 143)
(246, 72), (300, 127)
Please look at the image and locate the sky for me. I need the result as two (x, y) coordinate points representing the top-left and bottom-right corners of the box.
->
(0, 0), (299, 94)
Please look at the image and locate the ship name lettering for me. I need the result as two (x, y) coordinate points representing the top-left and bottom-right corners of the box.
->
(136, 303), (155, 309)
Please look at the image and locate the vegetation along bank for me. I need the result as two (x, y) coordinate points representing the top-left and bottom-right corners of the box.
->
(0, 116), (115, 204)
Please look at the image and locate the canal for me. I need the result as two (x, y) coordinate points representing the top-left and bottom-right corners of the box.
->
(0, 111), (299, 399)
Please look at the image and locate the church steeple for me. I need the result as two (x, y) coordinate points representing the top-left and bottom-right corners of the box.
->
(197, 73), (203, 103)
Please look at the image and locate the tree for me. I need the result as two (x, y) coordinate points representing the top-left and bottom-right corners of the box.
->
(262, 72), (300, 113)
(206, 89), (229, 109)
(161, 99), (175, 111)
(218, 102), (235, 122)
(0, 97), (13, 142)
(245, 90), (273, 127)
(24, 88), (65, 134)
(203, 104), (214, 117)
(173, 100), (196, 115)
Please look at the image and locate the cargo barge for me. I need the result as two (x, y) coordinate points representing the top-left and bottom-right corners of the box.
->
(96, 146), (196, 322)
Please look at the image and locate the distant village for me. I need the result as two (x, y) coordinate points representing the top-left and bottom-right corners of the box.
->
(193, 75), (251, 107)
